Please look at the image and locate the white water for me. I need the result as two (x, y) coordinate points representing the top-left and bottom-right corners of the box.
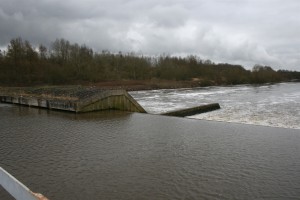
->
(130, 82), (300, 129)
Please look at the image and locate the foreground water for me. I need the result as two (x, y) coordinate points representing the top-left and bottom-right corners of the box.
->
(0, 104), (300, 199)
(130, 82), (300, 129)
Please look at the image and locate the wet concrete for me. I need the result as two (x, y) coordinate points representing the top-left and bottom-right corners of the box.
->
(0, 87), (146, 113)
(162, 103), (220, 117)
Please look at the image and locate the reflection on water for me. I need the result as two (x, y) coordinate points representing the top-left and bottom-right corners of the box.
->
(0, 105), (300, 199)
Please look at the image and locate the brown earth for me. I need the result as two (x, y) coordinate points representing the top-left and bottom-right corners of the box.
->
(0, 80), (214, 101)
(84, 79), (214, 91)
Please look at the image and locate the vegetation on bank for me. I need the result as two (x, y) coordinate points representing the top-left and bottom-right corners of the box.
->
(0, 37), (299, 87)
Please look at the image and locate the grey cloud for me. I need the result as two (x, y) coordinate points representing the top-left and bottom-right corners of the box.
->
(0, 0), (299, 70)
(147, 4), (189, 28)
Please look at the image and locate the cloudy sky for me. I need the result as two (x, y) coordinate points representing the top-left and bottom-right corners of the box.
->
(1, 0), (299, 70)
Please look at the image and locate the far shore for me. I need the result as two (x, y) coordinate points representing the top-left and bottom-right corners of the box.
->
(86, 79), (300, 91)
(0, 80), (299, 98)
(84, 80), (214, 91)
(0, 80), (210, 95)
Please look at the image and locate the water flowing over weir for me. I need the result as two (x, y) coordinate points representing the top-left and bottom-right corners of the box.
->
(0, 86), (220, 117)
(130, 82), (300, 129)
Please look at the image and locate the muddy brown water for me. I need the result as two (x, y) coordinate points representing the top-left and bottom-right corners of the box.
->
(0, 104), (300, 199)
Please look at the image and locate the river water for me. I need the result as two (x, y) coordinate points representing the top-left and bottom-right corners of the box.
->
(130, 82), (300, 129)
(0, 83), (300, 199)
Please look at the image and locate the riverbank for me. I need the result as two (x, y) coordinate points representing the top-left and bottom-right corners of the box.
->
(1, 79), (299, 98)
(86, 80), (210, 91)
(0, 78), (300, 94)
(6, 79), (293, 92)
(87, 79), (300, 91)
(0, 80), (214, 97)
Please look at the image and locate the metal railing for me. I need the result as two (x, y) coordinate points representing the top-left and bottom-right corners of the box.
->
(0, 167), (48, 200)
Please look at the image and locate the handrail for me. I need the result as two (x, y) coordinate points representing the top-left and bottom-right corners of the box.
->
(0, 167), (48, 200)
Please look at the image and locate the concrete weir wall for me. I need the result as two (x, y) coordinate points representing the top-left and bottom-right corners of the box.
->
(162, 103), (221, 117)
(0, 87), (221, 116)
(0, 90), (146, 113)
(0, 96), (78, 112)
(77, 90), (146, 113)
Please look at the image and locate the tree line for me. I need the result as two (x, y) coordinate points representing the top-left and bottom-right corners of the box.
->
(0, 37), (299, 86)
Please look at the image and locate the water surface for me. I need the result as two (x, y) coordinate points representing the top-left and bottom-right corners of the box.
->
(0, 105), (300, 199)
(130, 82), (300, 129)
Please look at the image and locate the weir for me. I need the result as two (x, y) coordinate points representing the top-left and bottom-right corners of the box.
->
(162, 103), (221, 117)
(0, 87), (146, 113)
(0, 86), (220, 116)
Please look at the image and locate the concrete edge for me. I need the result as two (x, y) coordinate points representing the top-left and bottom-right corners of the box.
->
(162, 103), (221, 117)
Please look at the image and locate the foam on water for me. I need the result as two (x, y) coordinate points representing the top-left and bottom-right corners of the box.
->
(1, 90), (300, 199)
(130, 82), (300, 129)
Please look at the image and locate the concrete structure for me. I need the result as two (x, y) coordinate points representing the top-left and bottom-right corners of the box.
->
(0, 87), (221, 116)
(0, 89), (146, 113)
(162, 103), (220, 117)
(0, 167), (48, 200)
(77, 90), (146, 113)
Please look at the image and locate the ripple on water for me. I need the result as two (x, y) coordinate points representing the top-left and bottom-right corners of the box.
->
(1, 97), (300, 199)
(130, 82), (300, 129)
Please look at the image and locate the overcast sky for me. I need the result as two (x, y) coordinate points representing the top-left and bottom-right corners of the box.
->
(0, 0), (299, 70)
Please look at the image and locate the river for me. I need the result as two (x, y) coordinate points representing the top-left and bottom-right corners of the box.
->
(0, 83), (300, 199)
(130, 82), (300, 129)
